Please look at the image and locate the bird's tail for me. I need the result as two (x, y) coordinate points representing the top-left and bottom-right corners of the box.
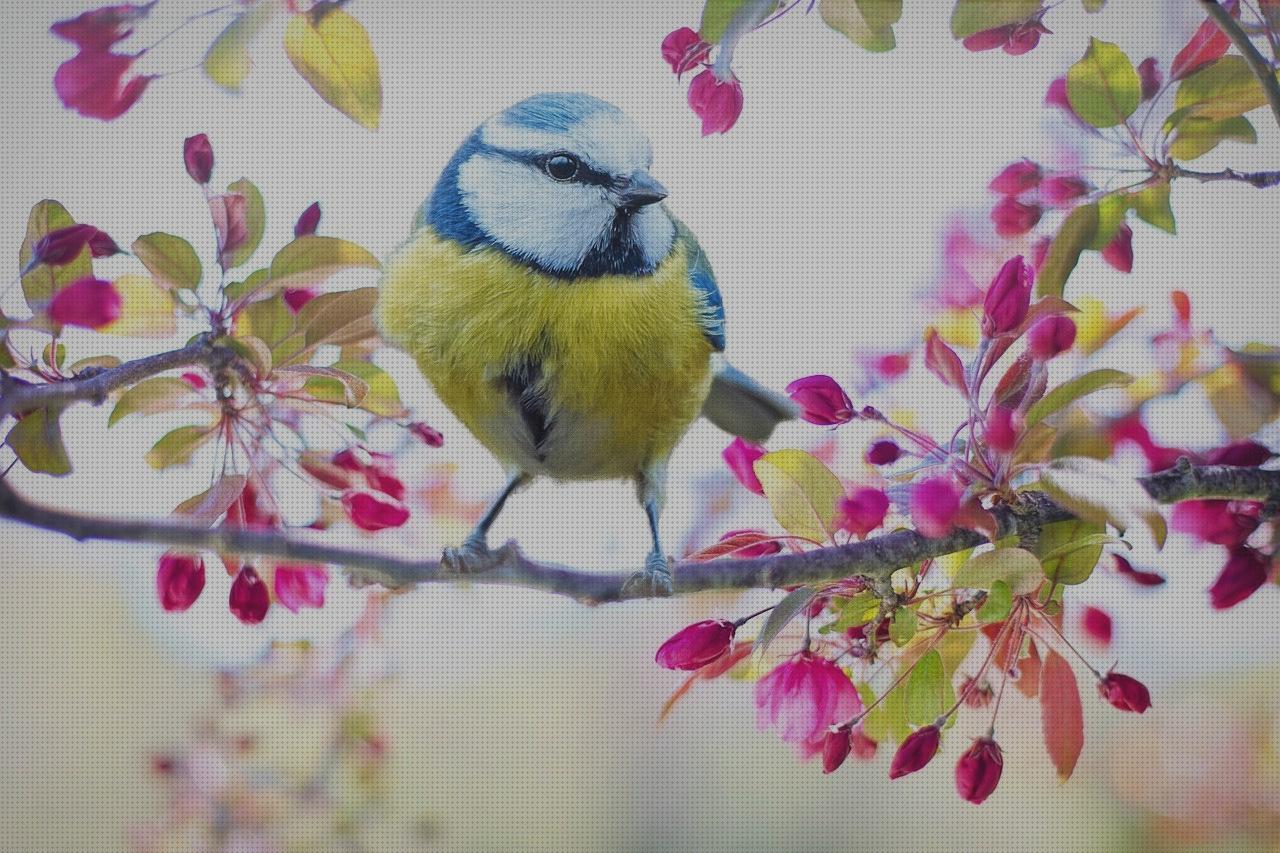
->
(701, 361), (797, 443)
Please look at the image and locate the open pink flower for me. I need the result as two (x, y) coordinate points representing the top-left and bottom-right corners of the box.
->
(986, 406), (1019, 453)
(156, 553), (205, 612)
(910, 477), (962, 539)
(1172, 499), (1261, 547)
(687, 69), (743, 136)
(723, 437), (766, 495)
(755, 652), (859, 746)
(54, 49), (153, 121)
(229, 566), (270, 624)
(1040, 176), (1091, 206)
(991, 196), (1042, 237)
(47, 277), (122, 329)
(662, 27), (711, 76)
(838, 488), (889, 540)
(656, 619), (736, 671)
(273, 564), (329, 613)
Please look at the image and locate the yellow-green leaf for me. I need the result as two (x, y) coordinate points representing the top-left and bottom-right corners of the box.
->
(100, 274), (177, 338)
(291, 287), (379, 354)
(146, 425), (215, 470)
(203, 3), (275, 91)
(699, 0), (769, 43)
(978, 579), (1012, 623)
(268, 235), (380, 293)
(19, 200), (91, 310)
(753, 449), (844, 542)
(820, 0), (901, 52)
(332, 359), (406, 417)
(1131, 182), (1176, 234)
(279, 365), (370, 408)
(1067, 38), (1141, 128)
(1170, 115), (1256, 160)
(890, 606), (917, 646)
(132, 232), (202, 290)
(225, 179), (265, 269)
(284, 6), (382, 130)
(108, 377), (193, 426)
(1036, 202), (1098, 297)
(906, 649), (945, 725)
(950, 0), (1039, 38)
(954, 547), (1043, 594)
(174, 474), (248, 526)
(6, 407), (71, 475)
(1036, 519), (1106, 585)
(1175, 56), (1274, 120)
(1026, 368), (1134, 427)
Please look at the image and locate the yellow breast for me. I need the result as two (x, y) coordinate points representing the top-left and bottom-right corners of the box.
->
(376, 229), (714, 479)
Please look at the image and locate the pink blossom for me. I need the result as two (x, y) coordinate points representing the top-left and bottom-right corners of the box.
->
(1040, 176), (1091, 206)
(1108, 416), (1186, 473)
(156, 553), (204, 612)
(51, 3), (154, 50)
(990, 196), (1042, 237)
(1080, 605), (1113, 645)
(661, 27), (711, 76)
(1209, 547), (1270, 609)
(229, 566), (270, 624)
(1206, 441), (1272, 467)
(1044, 77), (1082, 123)
(890, 724), (941, 779)
(208, 193), (249, 269)
(838, 488), (889, 540)
(687, 69), (744, 136)
(295, 202), (322, 237)
(1101, 224), (1134, 273)
(333, 448), (405, 500)
(273, 564), (329, 612)
(46, 277), (122, 329)
(655, 619), (736, 670)
(1137, 57), (1162, 101)
(786, 374), (854, 426)
(32, 224), (119, 267)
(183, 134), (213, 184)
(1097, 672), (1152, 713)
(986, 406), (1019, 453)
(988, 161), (1042, 196)
(1111, 554), (1166, 587)
(342, 489), (410, 531)
(408, 422), (445, 448)
(282, 288), (316, 313)
(865, 439), (901, 466)
(54, 47), (153, 121)
(755, 653), (860, 745)
(821, 728), (852, 774)
(1172, 499), (1260, 547)
(910, 477), (962, 538)
(955, 737), (1004, 803)
(849, 727), (878, 760)
(982, 256), (1032, 337)
(723, 437), (766, 495)
(1028, 315), (1077, 360)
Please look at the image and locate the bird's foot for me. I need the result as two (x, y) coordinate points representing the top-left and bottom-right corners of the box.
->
(441, 536), (508, 575)
(623, 552), (675, 598)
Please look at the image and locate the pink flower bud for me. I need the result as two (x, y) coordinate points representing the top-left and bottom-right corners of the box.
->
(723, 437), (766, 495)
(229, 566), (270, 624)
(32, 224), (117, 266)
(963, 24), (1014, 52)
(1171, 0), (1237, 81)
(1097, 672), (1151, 713)
(890, 724), (941, 779)
(294, 201), (321, 237)
(51, 3), (153, 50)
(208, 193), (248, 270)
(822, 728), (852, 774)
(925, 329), (967, 393)
(661, 27), (711, 76)
(982, 256), (1032, 337)
(687, 69), (744, 136)
(282, 288), (316, 313)
(1080, 605), (1113, 645)
(1040, 176), (1091, 206)
(1028, 315), (1076, 360)
(655, 619), (736, 671)
(838, 487), (889, 540)
(865, 439), (901, 466)
(988, 161), (1042, 196)
(342, 489), (410, 531)
(1003, 20), (1048, 55)
(955, 737), (1004, 804)
(1112, 554), (1166, 587)
(408, 422), (445, 447)
(1101, 223), (1133, 273)
(986, 406), (1019, 453)
(273, 564), (328, 613)
(46, 277), (122, 329)
(53, 46), (153, 121)
(1209, 547), (1270, 609)
(156, 552), (205, 612)
(991, 196), (1042, 238)
(910, 477), (962, 539)
(1137, 57), (1162, 100)
(183, 133), (213, 184)
(180, 372), (206, 390)
(786, 374), (854, 426)
(1206, 441), (1273, 467)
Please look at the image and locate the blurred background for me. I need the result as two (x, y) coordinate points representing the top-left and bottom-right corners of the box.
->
(1, 1), (1278, 850)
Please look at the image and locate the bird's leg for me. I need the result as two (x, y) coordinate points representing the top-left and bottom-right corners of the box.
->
(442, 472), (529, 574)
(624, 469), (675, 597)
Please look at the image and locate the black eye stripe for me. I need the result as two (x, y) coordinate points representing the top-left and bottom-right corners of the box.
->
(489, 146), (617, 188)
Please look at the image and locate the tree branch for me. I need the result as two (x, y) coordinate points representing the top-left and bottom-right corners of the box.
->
(1199, 0), (1280, 131)
(0, 334), (232, 421)
(1, 461), (1276, 605)
(1171, 165), (1280, 188)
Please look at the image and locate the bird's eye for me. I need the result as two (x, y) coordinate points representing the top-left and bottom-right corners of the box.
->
(543, 154), (580, 182)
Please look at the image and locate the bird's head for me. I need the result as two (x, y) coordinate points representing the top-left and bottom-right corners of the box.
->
(425, 93), (676, 278)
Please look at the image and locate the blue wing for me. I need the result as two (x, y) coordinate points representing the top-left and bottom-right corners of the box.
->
(675, 223), (726, 352)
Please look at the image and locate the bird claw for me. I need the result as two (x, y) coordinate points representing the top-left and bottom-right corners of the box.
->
(624, 553), (675, 598)
(441, 537), (507, 574)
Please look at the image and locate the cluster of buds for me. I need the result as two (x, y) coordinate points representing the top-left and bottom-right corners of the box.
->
(962, 7), (1050, 56)
(661, 27), (743, 135)
(50, 2), (156, 120)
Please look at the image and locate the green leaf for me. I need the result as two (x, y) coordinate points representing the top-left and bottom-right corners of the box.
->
(1026, 368), (1134, 427)
(1037, 533), (1128, 566)
(1175, 55), (1274, 120)
(954, 547), (1043, 594)
(204, 3), (275, 91)
(825, 591), (881, 633)
(132, 232), (202, 290)
(979, 579), (1012, 623)
(750, 586), (817, 669)
(284, 5), (382, 130)
(1131, 182), (1176, 234)
(6, 408), (71, 475)
(857, 682), (887, 741)
(1066, 38), (1141, 128)
(146, 425), (215, 470)
(1035, 519), (1107, 585)
(1040, 648), (1084, 781)
(239, 294), (296, 349)
(699, 0), (764, 43)
(906, 649), (945, 726)
(1170, 115), (1256, 160)
(108, 377), (194, 426)
(949, 0), (1039, 38)
(1035, 202), (1098, 297)
(1082, 0), (1106, 10)
(281, 365), (370, 408)
(889, 606), (917, 646)
(225, 179), (265, 269)
(753, 449), (844, 542)
(820, 0), (901, 52)
(18, 200), (91, 311)
(223, 268), (269, 304)
(174, 474), (248, 526)
(268, 235), (380, 292)
(291, 287), (380, 354)
(1089, 193), (1130, 251)
(332, 359), (406, 417)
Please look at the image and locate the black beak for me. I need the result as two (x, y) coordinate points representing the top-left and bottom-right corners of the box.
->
(616, 171), (668, 210)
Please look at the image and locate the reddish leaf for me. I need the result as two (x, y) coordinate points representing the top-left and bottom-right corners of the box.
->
(1040, 648), (1084, 781)
(1016, 638), (1042, 699)
(1170, 0), (1237, 81)
(925, 329), (968, 395)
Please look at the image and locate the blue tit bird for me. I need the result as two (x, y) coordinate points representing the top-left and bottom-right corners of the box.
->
(375, 93), (795, 595)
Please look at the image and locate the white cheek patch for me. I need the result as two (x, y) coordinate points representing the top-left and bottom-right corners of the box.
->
(458, 153), (614, 274)
(631, 206), (676, 269)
